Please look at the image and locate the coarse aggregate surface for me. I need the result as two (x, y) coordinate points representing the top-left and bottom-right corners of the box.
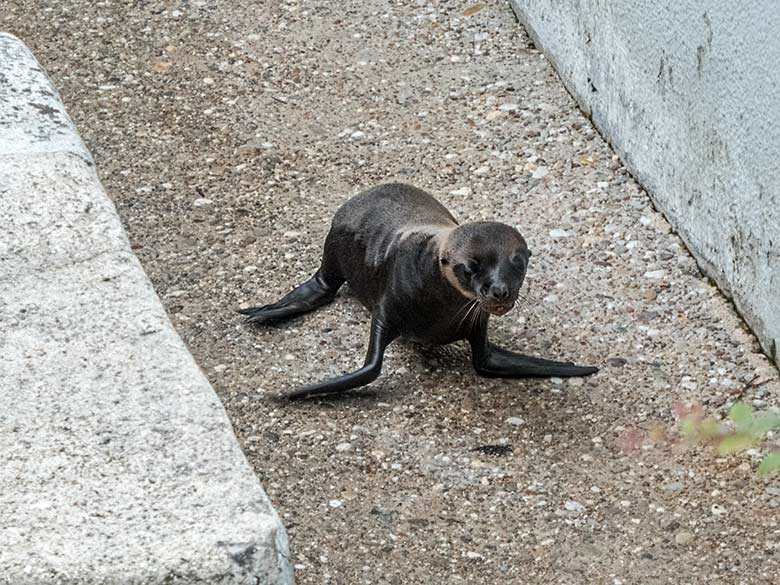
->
(5, 1), (779, 583)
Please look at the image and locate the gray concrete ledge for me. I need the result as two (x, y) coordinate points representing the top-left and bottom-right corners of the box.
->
(0, 33), (293, 584)
(509, 1), (780, 367)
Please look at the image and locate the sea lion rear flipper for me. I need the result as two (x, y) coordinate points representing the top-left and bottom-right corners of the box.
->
(284, 316), (398, 400)
(469, 324), (597, 379)
(473, 343), (598, 378)
(239, 270), (343, 324)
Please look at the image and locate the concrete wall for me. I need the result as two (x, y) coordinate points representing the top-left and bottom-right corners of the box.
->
(509, 0), (780, 365)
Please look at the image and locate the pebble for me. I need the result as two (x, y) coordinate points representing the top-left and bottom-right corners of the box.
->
(663, 481), (684, 493)
(675, 530), (695, 545)
(213, 364), (227, 373)
(328, 499), (343, 508)
(549, 228), (571, 238)
(644, 270), (666, 279)
(450, 187), (472, 197)
(711, 504), (727, 516)
(464, 551), (484, 560)
(499, 103), (519, 111)
(564, 500), (585, 513)
(191, 197), (213, 207)
(606, 357), (627, 368)
(531, 166), (549, 179)
(335, 442), (352, 452)
(350, 130), (366, 140)
(506, 417), (525, 427)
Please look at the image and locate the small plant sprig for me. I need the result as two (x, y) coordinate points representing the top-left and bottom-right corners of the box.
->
(677, 401), (780, 475)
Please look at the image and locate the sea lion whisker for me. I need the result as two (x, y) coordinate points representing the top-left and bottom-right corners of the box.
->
(457, 299), (480, 332)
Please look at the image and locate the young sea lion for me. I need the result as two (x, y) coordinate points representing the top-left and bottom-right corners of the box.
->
(240, 183), (597, 399)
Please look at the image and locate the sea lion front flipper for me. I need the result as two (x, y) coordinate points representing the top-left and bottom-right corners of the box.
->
(283, 316), (398, 400)
(239, 270), (343, 324)
(468, 323), (597, 379)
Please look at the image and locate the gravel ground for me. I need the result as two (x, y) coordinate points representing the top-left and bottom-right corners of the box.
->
(6, 1), (780, 583)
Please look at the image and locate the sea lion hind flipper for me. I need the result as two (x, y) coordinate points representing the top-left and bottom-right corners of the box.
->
(472, 343), (597, 378)
(283, 316), (398, 400)
(239, 270), (342, 324)
(469, 330), (598, 379)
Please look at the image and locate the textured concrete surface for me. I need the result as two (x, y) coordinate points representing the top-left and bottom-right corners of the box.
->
(509, 0), (780, 367)
(4, 1), (780, 583)
(0, 33), (292, 585)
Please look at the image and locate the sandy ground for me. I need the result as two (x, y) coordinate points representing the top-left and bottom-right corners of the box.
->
(6, 1), (780, 583)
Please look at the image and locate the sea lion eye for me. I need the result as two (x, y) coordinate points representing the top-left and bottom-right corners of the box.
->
(455, 259), (479, 279)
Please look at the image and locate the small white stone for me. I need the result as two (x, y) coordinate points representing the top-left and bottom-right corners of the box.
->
(499, 103), (519, 111)
(550, 377), (563, 385)
(639, 216), (652, 226)
(350, 130), (366, 140)
(473, 166), (490, 176)
(531, 166), (549, 179)
(543, 294), (559, 303)
(464, 551), (484, 560)
(328, 499), (343, 508)
(335, 442), (352, 452)
(213, 364), (227, 373)
(564, 500), (585, 513)
(506, 417), (525, 426)
(644, 270), (666, 279)
(243, 265), (257, 273)
(192, 197), (213, 207)
(450, 186), (472, 197)
(549, 228), (571, 239)
(203, 77), (214, 85)
(711, 504), (727, 516)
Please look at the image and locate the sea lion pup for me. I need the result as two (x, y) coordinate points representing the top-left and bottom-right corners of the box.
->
(239, 183), (597, 399)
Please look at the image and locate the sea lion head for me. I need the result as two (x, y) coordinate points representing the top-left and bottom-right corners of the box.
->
(439, 222), (530, 316)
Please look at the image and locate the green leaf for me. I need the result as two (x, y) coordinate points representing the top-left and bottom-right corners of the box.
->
(717, 433), (756, 455)
(749, 412), (780, 438)
(680, 417), (698, 438)
(729, 402), (753, 431)
(699, 418), (721, 440)
(757, 452), (780, 476)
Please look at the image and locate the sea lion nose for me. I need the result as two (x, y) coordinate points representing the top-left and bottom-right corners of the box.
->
(489, 283), (509, 302)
